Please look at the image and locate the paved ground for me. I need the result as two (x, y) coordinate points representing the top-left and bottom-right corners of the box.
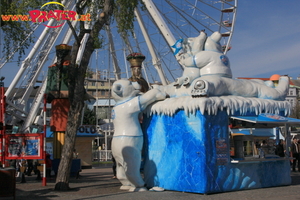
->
(2, 164), (300, 200)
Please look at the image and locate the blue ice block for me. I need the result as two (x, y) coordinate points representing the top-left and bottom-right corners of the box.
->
(142, 109), (291, 194)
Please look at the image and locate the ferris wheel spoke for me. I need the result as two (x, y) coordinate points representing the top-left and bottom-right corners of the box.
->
(165, 1), (200, 32)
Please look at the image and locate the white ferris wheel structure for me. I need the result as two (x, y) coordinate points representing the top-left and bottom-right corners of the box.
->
(0, 0), (238, 132)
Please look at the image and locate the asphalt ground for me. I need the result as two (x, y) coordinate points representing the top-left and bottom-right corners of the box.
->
(2, 164), (300, 200)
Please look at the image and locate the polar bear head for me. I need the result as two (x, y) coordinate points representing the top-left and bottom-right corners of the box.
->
(204, 32), (223, 53)
(111, 79), (141, 103)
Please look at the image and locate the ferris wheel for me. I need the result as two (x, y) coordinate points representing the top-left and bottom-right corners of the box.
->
(0, 0), (238, 88)
(0, 0), (238, 131)
(150, 0), (237, 54)
(95, 0), (238, 85)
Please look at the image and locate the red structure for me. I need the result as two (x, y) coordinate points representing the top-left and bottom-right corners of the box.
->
(45, 44), (72, 159)
(0, 81), (5, 167)
(0, 80), (47, 185)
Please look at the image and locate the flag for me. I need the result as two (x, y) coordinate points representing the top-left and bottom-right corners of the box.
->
(171, 39), (183, 55)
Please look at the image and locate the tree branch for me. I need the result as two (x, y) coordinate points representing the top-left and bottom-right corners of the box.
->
(90, 0), (114, 38)
(66, 20), (80, 46)
(76, 0), (88, 33)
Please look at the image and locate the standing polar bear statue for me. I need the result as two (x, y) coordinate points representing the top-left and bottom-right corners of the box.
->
(111, 79), (166, 192)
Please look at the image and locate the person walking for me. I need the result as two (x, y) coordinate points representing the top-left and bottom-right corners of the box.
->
(111, 152), (117, 179)
(291, 137), (300, 172)
(26, 159), (33, 176)
(46, 153), (53, 177)
(275, 139), (285, 157)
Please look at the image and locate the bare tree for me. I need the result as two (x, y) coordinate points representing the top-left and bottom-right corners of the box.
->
(290, 100), (300, 119)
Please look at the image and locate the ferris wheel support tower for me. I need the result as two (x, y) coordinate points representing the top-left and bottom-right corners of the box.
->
(142, 0), (178, 56)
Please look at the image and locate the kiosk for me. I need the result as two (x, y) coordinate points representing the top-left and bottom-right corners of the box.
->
(111, 31), (296, 193)
(142, 100), (300, 194)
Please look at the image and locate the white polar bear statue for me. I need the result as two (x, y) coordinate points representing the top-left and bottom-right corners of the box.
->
(166, 31), (289, 100)
(111, 79), (166, 192)
(174, 31), (232, 86)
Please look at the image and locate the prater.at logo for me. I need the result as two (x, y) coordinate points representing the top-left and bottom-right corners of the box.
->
(1, 1), (91, 28)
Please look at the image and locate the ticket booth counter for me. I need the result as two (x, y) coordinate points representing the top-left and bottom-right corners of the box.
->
(230, 134), (254, 160)
(230, 128), (279, 160)
(230, 114), (300, 163)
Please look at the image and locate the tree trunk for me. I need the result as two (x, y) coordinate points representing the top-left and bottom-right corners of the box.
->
(54, 0), (113, 191)
(54, 101), (83, 190)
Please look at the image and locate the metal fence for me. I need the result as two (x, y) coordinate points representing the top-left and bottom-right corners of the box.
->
(92, 150), (112, 161)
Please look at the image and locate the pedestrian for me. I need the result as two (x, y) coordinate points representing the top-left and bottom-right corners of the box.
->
(15, 159), (21, 177)
(73, 149), (78, 159)
(26, 159), (33, 176)
(46, 153), (52, 177)
(275, 139), (285, 157)
(290, 137), (300, 172)
(111, 152), (116, 179)
(33, 159), (39, 175)
(260, 140), (269, 158)
(18, 159), (26, 183)
(9, 159), (16, 169)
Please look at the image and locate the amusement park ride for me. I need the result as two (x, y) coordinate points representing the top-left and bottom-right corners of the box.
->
(0, 0), (239, 189)
(0, 0), (238, 153)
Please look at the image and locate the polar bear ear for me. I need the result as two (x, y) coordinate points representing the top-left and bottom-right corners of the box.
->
(205, 31), (222, 52)
(112, 83), (123, 97)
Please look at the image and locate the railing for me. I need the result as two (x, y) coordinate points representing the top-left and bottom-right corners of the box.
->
(92, 150), (112, 161)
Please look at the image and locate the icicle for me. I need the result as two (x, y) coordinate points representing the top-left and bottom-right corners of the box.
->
(199, 100), (206, 115)
(213, 97), (223, 114)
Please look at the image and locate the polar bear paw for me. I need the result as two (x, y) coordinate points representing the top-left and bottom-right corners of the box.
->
(120, 185), (132, 190)
(174, 76), (192, 87)
(174, 77), (184, 86)
(129, 186), (148, 192)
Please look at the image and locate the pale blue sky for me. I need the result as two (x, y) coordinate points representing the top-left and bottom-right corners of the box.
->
(229, 0), (300, 79)
(0, 0), (299, 86)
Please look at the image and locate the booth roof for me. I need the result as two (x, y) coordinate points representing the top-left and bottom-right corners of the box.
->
(45, 126), (104, 138)
(231, 114), (300, 125)
(230, 113), (300, 138)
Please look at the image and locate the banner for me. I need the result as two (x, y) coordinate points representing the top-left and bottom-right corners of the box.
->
(5, 134), (43, 159)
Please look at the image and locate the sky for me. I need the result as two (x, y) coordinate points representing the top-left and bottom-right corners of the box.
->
(228, 0), (300, 80)
(0, 0), (300, 87)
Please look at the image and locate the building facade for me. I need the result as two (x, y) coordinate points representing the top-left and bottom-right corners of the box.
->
(84, 70), (116, 123)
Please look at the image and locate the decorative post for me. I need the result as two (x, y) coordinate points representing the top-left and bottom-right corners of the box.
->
(0, 78), (5, 167)
(126, 52), (149, 93)
(46, 44), (72, 159)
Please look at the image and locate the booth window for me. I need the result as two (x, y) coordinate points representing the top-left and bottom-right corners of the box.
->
(230, 134), (277, 160)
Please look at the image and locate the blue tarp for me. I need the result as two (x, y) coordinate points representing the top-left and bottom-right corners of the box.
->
(231, 113), (300, 124)
(231, 128), (274, 137)
(45, 126), (104, 138)
(230, 113), (300, 138)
